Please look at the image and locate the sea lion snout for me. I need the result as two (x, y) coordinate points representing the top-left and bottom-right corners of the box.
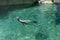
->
(16, 17), (19, 19)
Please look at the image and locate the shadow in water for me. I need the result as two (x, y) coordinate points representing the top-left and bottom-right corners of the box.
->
(35, 32), (48, 40)
(0, 4), (38, 19)
(0, 6), (9, 19)
(55, 4), (60, 25)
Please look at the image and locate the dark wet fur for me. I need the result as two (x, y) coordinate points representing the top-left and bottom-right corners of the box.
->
(32, 21), (37, 23)
(17, 18), (20, 22)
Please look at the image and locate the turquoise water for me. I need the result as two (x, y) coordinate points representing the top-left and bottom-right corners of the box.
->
(55, 4), (60, 40)
(0, 4), (57, 40)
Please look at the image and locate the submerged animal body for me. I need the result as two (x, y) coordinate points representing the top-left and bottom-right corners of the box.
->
(16, 17), (37, 24)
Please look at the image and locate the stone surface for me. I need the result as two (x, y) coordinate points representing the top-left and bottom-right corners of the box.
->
(0, 0), (38, 5)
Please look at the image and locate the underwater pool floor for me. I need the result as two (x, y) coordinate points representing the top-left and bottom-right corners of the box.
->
(0, 4), (59, 40)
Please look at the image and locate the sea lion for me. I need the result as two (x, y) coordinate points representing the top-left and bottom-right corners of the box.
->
(16, 17), (37, 25)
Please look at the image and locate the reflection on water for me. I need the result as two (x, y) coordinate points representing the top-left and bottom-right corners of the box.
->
(0, 4), (57, 40)
(56, 4), (60, 24)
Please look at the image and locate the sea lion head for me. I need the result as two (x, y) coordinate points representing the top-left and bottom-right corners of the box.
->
(16, 16), (20, 19)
